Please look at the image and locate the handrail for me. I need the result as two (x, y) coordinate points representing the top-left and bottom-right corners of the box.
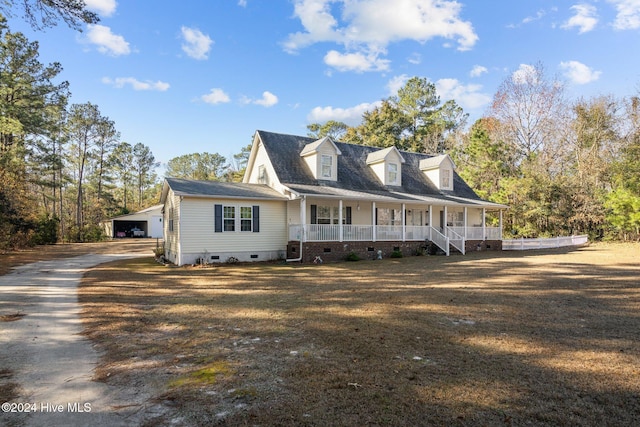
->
(445, 227), (465, 255)
(429, 227), (450, 256)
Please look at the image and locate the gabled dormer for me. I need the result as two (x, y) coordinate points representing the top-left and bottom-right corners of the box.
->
(300, 137), (342, 181)
(366, 146), (405, 186)
(420, 154), (456, 191)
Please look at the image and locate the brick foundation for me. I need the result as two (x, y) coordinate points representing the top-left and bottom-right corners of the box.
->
(287, 239), (502, 262)
(465, 239), (502, 253)
(288, 240), (429, 263)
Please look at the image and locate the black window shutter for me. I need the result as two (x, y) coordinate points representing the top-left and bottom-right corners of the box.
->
(346, 206), (352, 225)
(310, 204), (317, 224)
(214, 204), (222, 232)
(252, 205), (260, 232)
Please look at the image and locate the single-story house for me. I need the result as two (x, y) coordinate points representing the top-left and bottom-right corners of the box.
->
(160, 130), (508, 265)
(102, 204), (164, 238)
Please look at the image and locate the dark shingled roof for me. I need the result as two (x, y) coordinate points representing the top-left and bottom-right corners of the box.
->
(165, 178), (287, 200)
(256, 130), (486, 203)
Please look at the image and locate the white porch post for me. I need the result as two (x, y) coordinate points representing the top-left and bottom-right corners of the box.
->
(443, 205), (448, 232)
(428, 205), (433, 241)
(300, 197), (306, 242)
(499, 210), (503, 238)
(372, 201), (377, 242)
(482, 208), (486, 240)
(402, 203), (406, 242)
(339, 199), (343, 242)
(463, 207), (468, 239)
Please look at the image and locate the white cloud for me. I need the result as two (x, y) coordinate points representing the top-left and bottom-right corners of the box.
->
(284, 0), (478, 72)
(559, 60), (601, 84)
(608, 0), (640, 30)
(386, 74), (410, 95)
(84, 0), (117, 17)
(323, 49), (390, 72)
(85, 24), (130, 56)
(307, 101), (382, 126)
(102, 77), (170, 91)
(238, 0), (247, 6)
(562, 4), (598, 33)
(512, 64), (538, 84)
(522, 9), (547, 24)
(243, 91), (279, 107)
(470, 65), (488, 77)
(201, 88), (230, 104)
(435, 78), (491, 110)
(181, 26), (213, 60)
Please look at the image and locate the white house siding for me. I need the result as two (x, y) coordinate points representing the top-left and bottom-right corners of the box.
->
(163, 191), (182, 265)
(246, 142), (289, 194)
(178, 197), (288, 265)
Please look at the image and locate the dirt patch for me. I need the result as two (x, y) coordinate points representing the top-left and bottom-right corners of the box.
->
(80, 243), (640, 426)
(0, 239), (159, 276)
(0, 313), (26, 322)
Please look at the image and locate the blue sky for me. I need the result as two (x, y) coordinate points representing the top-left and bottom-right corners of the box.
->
(5, 0), (640, 169)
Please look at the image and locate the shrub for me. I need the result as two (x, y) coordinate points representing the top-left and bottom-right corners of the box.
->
(390, 250), (403, 258)
(345, 251), (360, 261)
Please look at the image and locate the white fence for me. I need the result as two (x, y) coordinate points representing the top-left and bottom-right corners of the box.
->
(502, 235), (588, 251)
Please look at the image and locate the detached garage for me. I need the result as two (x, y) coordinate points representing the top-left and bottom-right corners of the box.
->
(102, 205), (164, 238)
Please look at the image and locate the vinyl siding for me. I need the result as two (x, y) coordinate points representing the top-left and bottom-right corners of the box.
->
(179, 197), (287, 255)
(245, 142), (288, 194)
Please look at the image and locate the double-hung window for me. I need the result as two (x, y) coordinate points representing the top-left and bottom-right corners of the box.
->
(441, 169), (451, 189)
(240, 206), (253, 231)
(215, 204), (260, 233)
(320, 155), (332, 179)
(388, 163), (398, 185)
(223, 206), (236, 231)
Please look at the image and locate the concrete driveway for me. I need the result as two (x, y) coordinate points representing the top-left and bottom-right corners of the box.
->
(0, 252), (159, 427)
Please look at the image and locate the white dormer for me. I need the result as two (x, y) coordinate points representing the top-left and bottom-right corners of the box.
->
(420, 154), (456, 191)
(300, 137), (342, 181)
(366, 146), (406, 186)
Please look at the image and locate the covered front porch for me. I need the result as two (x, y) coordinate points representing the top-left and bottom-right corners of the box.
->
(287, 197), (504, 257)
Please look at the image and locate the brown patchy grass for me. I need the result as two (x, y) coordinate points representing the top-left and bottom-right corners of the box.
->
(0, 239), (159, 276)
(80, 243), (640, 426)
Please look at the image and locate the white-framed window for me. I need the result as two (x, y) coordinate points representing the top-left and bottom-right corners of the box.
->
(216, 204), (259, 233)
(223, 206), (236, 231)
(388, 163), (398, 184)
(257, 165), (267, 184)
(377, 208), (402, 225)
(321, 155), (333, 178)
(441, 169), (451, 189)
(168, 208), (175, 232)
(316, 205), (331, 224)
(240, 206), (253, 231)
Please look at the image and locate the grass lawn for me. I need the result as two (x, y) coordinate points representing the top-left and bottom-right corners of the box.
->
(79, 243), (640, 426)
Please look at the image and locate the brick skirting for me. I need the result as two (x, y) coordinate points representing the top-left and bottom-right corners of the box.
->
(287, 239), (502, 262)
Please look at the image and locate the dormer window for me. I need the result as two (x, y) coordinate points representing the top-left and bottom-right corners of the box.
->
(321, 155), (333, 178)
(420, 154), (456, 191)
(388, 163), (398, 185)
(441, 168), (451, 189)
(366, 147), (405, 186)
(300, 137), (341, 181)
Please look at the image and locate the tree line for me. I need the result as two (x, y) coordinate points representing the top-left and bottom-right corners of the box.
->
(0, 14), (250, 249)
(308, 69), (640, 241)
(1, 0), (638, 248)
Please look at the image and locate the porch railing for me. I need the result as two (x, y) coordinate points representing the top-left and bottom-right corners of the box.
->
(449, 226), (502, 240)
(445, 227), (465, 255)
(288, 224), (502, 255)
(429, 227), (449, 256)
